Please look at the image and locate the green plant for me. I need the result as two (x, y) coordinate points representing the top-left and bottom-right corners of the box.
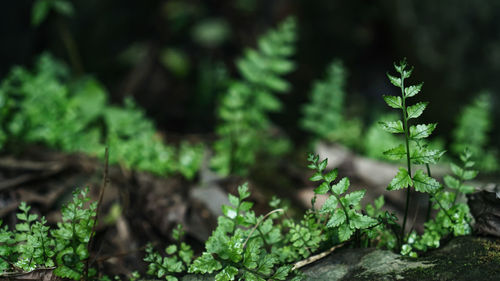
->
(188, 183), (295, 281)
(380, 59), (445, 242)
(451, 92), (498, 172)
(211, 17), (297, 176)
(401, 149), (477, 257)
(302, 60), (362, 148)
(0, 188), (97, 280)
(32, 0), (74, 26)
(363, 113), (401, 159)
(0, 54), (203, 179)
(362, 196), (399, 250)
(307, 154), (378, 242)
(144, 225), (194, 280)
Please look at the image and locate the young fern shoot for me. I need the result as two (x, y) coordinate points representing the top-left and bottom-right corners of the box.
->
(381, 59), (444, 242)
(308, 154), (377, 243)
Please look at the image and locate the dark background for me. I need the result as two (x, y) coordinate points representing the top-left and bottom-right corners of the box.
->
(1, 0), (499, 146)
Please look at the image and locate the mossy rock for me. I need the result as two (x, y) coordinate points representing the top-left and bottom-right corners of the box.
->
(181, 236), (499, 281)
(301, 236), (500, 281)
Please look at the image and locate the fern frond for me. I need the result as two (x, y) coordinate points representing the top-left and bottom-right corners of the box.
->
(212, 17), (297, 176)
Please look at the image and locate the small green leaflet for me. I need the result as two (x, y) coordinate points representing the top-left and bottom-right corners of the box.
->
(222, 206), (237, 219)
(314, 182), (330, 194)
(320, 196), (338, 214)
(444, 175), (460, 189)
(459, 185), (475, 194)
(331, 178), (349, 195)
(323, 168), (338, 183)
(450, 163), (464, 177)
(387, 168), (412, 190)
(228, 194), (240, 207)
(349, 213), (377, 229)
(413, 170), (441, 193)
(272, 265), (292, 280)
(326, 209), (346, 228)
(394, 62), (404, 74)
(387, 73), (401, 87)
(410, 147), (445, 164)
(309, 172), (323, 182)
(379, 120), (404, 134)
(462, 170), (478, 181)
(343, 190), (366, 207)
(318, 158), (328, 172)
(383, 144), (406, 160)
(338, 223), (354, 242)
(404, 83), (423, 98)
(189, 253), (222, 274)
(215, 266), (239, 281)
(409, 123), (436, 139)
(406, 102), (428, 119)
(383, 95), (402, 109)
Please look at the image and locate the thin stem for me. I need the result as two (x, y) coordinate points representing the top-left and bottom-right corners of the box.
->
(452, 175), (463, 206)
(57, 19), (84, 75)
(432, 193), (455, 224)
(425, 164), (432, 222)
(242, 209), (284, 250)
(334, 194), (350, 227)
(400, 70), (412, 242)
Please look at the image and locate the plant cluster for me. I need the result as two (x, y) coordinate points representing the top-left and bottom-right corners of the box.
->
(145, 154), (386, 280)
(141, 60), (480, 281)
(144, 224), (194, 281)
(302, 60), (362, 148)
(401, 149), (477, 257)
(0, 54), (203, 179)
(211, 17), (297, 176)
(451, 92), (498, 172)
(0, 188), (97, 280)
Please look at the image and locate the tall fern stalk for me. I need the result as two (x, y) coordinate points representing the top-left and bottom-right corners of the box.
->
(398, 64), (412, 239)
(381, 59), (444, 245)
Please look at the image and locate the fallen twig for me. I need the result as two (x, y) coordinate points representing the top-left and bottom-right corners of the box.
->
(292, 242), (346, 271)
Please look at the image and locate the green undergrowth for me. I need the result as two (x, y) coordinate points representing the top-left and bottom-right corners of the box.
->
(0, 188), (97, 279)
(0, 59), (484, 281)
(0, 54), (203, 179)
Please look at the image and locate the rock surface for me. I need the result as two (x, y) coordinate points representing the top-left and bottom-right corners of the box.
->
(181, 236), (500, 281)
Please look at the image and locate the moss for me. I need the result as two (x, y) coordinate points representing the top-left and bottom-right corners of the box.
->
(402, 236), (500, 281)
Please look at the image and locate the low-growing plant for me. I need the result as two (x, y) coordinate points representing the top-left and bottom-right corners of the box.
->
(401, 149), (477, 257)
(0, 54), (203, 179)
(307, 154), (378, 242)
(0, 188), (97, 280)
(144, 224), (194, 281)
(211, 17), (297, 176)
(145, 154), (384, 281)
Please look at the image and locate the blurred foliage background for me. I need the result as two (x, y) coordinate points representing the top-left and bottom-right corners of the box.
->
(1, 0), (499, 149)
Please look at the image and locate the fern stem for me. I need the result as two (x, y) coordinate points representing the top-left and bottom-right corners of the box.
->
(334, 194), (351, 228)
(400, 70), (412, 242)
(425, 164), (433, 221)
(452, 176), (463, 206)
(432, 192), (455, 224)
